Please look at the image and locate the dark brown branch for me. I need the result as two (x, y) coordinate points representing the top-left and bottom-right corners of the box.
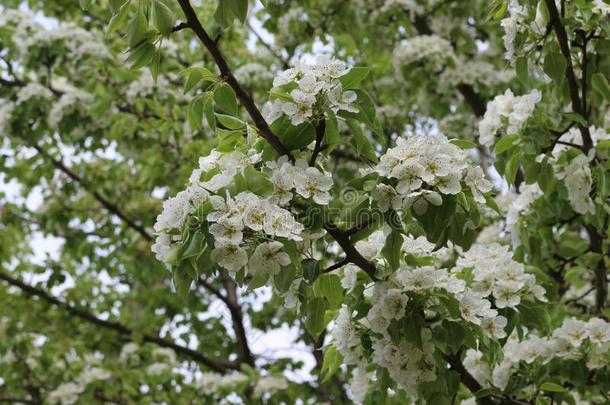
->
(0, 269), (233, 372)
(544, 0), (592, 151)
(323, 222), (377, 281)
(176, 0), (293, 160)
(323, 258), (349, 273)
(30, 143), (153, 242)
(309, 121), (326, 166)
(585, 224), (608, 313)
(221, 274), (255, 366)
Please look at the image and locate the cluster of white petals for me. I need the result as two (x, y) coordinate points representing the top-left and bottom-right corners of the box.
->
(500, 0), (527, 61)
(484, 317), (610, 389)
(152, 149), (307, 277)
(374, 134), (492, 214)
(478, 89), (541, 147)
(556, 154), (595, 215)
(393, 35), (454, 71)
(264, 55), (357, 125)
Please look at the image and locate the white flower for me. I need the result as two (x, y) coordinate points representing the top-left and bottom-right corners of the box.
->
(593, 0), (610, 15)
(243, 200), (269, 232)
(295, 166), (334, 205)
(211, 243), (248, 273)
(48, 382), (84, 405)
(328, 84), (358, 113)
(481, 315), (508, 339)
(587, 318), (610, 346)
(433, 173), (462, 195)
(403, 190), (442, 215)
(553, 318), (589, 346)
(209, 220), (244, 245)
(147, 362), (170, 376)
(493, 281), (521, 308)
(459, 292), (492, 325)
(379, 288), (409, 320)
(396, 267), (436, 292)
(371, 184), (402, 212)
(248, 241), (291, 275)
(478, 89), (541, 147)
(78, 367), (111, 385)
(252, 376), (288, 398)
(465, 166), (493, 203)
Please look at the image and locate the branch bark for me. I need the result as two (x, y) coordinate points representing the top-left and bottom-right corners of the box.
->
(0, 269), (234, 372)
(176, 0), (293, 160)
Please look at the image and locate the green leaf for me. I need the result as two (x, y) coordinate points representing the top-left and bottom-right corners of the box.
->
(450, 139), (477, 149)
(216, 113), (245, 130)
(188, 95), (204, 131)
(109, 0), (128, 14)
(382, 229), (402, 271)
(591, 73), (610, 102)
(151, 0), (175, 36)
(79, 0), (92, 9)
(214, 0), (234, 27)
(106, 2), (130, 36)
(339, 67), (370, 89)
(305, 297), (329, 337)
(494, 134), (519, 154)
(321, 345), (343, 383)
(324, 110), (339, 149)
(543, 52), (566, 83)
(173, 267), (192, 298)
(504, 152), (521, 185)
(229, 0), (249, 24)
(243, 166), (273, 195)
(202, 92), (216, 131)
(125, 41), (156, 70)
(127, 12), (148, 48)
(303, 259), (321, 283)
(540, 382), (567, 393)
(317, 274), (343, 308)
(183, 67), (217, 93)
(351, 123), (378, 163)
(516, 57), (529, 84)
(271, 117), (316, 151)
(214, 83), (239, 115)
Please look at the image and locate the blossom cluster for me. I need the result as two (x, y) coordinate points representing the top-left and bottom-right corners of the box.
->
(500, 0), (527, 61)
(329, 228), (546, 402)
(555, 154), (595, 215)
(373, 134), (492, 215)
(393, 35), (454, 71)
(466, 317), (610, 391)
(263, 55), (358, 125)
(478, 89), (541, 148)
(1, 9), (109, 65)
(152, 149), (332, 278)
(439, 60), (510, 93)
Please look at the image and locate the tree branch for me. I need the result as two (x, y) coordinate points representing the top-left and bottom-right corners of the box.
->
(544, 0), (592, 150)
(176, 0), (294, 160)
(0, 269), (234, 372)
(323, 222), (377, 281)
(30, 143), (153, 242)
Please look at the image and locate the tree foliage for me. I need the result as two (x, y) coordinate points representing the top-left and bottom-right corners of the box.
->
(0, 0), (610, 404)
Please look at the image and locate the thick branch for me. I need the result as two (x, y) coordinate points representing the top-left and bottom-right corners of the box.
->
(585, 225), (608, 313)
(0, 269), (233, 372)
(176, 0), (293, 160)
(30, 143), (153, 242)
(323, 223), (377, 281)
(199, 276), (254, 366)
(221, 275), (255, 366)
